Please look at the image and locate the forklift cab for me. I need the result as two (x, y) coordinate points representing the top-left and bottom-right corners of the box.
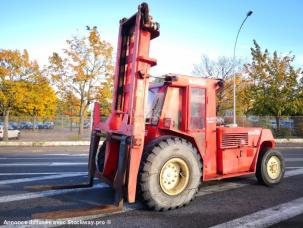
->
(146, 79), (207, 132)
(144, 76), (217, 178)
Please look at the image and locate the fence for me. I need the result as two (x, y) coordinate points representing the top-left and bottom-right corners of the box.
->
(0, 115), (90, 129)
(223, 116), (303, 138)
(1, 115), (303, 141)
(0, 115), (93, 141)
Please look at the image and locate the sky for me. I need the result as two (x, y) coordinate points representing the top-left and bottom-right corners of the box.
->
(1, 0), (303, 76)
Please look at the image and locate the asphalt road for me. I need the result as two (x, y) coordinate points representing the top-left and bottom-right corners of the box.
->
(0, 145), (302, 227)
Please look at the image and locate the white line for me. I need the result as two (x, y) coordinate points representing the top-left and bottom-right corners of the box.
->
(197, 182), (247, 197)
(50, 162), (87, 166)
(276, 147), (303, 149)
(0, 172), (87, 176)
(0, 183), (108, 204)
(0, 154), (88, 158)
(197, 168), (303, 197)
(43, 154), (88, 156)
(1, 202), (142, 228)
(0, 173), (86, 185)
(0, 168), (302, 228)
(211, 197), (303, 228)
(0, 168), (302, 199)
(0, 157), (86, 160)
(0, 162), (87, 167)
(284, 168), (303, 177)
(0, 168), (303, 227)
(285, 158), (303, 162)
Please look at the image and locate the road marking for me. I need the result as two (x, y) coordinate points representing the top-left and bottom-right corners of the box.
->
(285, 158), (303, 162)
(0, 162), (87, 167)
(1, 203), (142, 228)
(0, 157), (86, 160)
(43, 153), (88, 156)
(197, 182), (247, 197)
(0, 183), (108, 203)
(197, 168), (303, 197)
(284, 168), (303, 177)
(0, 169), (302, 204)
(0, 168), (303, 227)
(211, 196), (303, 228)
(0, 173), (86, 185)
(0, 172), (87, 176)
(276, 147), (303, 149)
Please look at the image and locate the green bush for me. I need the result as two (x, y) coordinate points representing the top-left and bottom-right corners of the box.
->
(273, 127), (292, 138)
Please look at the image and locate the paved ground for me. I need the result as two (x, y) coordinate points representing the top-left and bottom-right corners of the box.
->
(0, 145), (302, 227)
(5, 129), (91, 142)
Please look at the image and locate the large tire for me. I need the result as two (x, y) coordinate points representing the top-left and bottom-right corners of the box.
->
(256, 148), (285, 186)
(96, 141), (106, 173)
(139, 137), (202, 211)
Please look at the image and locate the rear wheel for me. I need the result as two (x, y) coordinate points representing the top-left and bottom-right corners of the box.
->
(256, 148), (285, 186)
(139, 137), (202, 211)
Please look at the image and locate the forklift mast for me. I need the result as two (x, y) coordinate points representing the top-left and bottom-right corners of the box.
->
(93, 2), (160, 203)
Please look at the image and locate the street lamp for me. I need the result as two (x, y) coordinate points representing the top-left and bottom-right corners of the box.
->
(231, 10), (253, 127)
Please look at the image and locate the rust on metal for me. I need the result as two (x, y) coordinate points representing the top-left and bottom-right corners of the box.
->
(24, 183), (93, 190)
(33, 201), (124, 219)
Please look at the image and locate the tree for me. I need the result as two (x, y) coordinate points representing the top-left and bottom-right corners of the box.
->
(0, 49), (38, 140)
(15, 75), (57, 124)
(96, 74), (113, 117)
(244, 40), (303, 130)
(57, 91), (81, 130)
(48, 26), (114, 136)
(193, 55), (244, 115)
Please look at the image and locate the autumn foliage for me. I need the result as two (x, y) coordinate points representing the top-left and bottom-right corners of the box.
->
(1, 26), (303, 141)
(0, 49), (57, 140)
(243, 40), (303, 129)
(48, 26), (114, 136)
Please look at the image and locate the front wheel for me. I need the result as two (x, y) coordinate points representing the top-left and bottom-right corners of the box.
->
(139, 137), (202, 211)
(256, 148), (285, 186)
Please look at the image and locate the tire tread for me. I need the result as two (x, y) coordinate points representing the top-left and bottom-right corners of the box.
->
(139, 136), (202, 211)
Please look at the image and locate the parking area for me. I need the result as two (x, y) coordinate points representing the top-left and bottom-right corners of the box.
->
(0, 128), (91, 142)
(0, 145), (302, 227)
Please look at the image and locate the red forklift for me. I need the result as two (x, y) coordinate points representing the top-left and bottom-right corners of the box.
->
(31, 2), (284, 218)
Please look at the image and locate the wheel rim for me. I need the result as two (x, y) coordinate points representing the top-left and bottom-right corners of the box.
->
(266, 155), (281, 179)
(159, 158), (190, 196)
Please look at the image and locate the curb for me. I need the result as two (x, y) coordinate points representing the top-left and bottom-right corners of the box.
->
(276, 139), (303, 144)
(0, 139), (302, 146)
(0, 141), (91, 147)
